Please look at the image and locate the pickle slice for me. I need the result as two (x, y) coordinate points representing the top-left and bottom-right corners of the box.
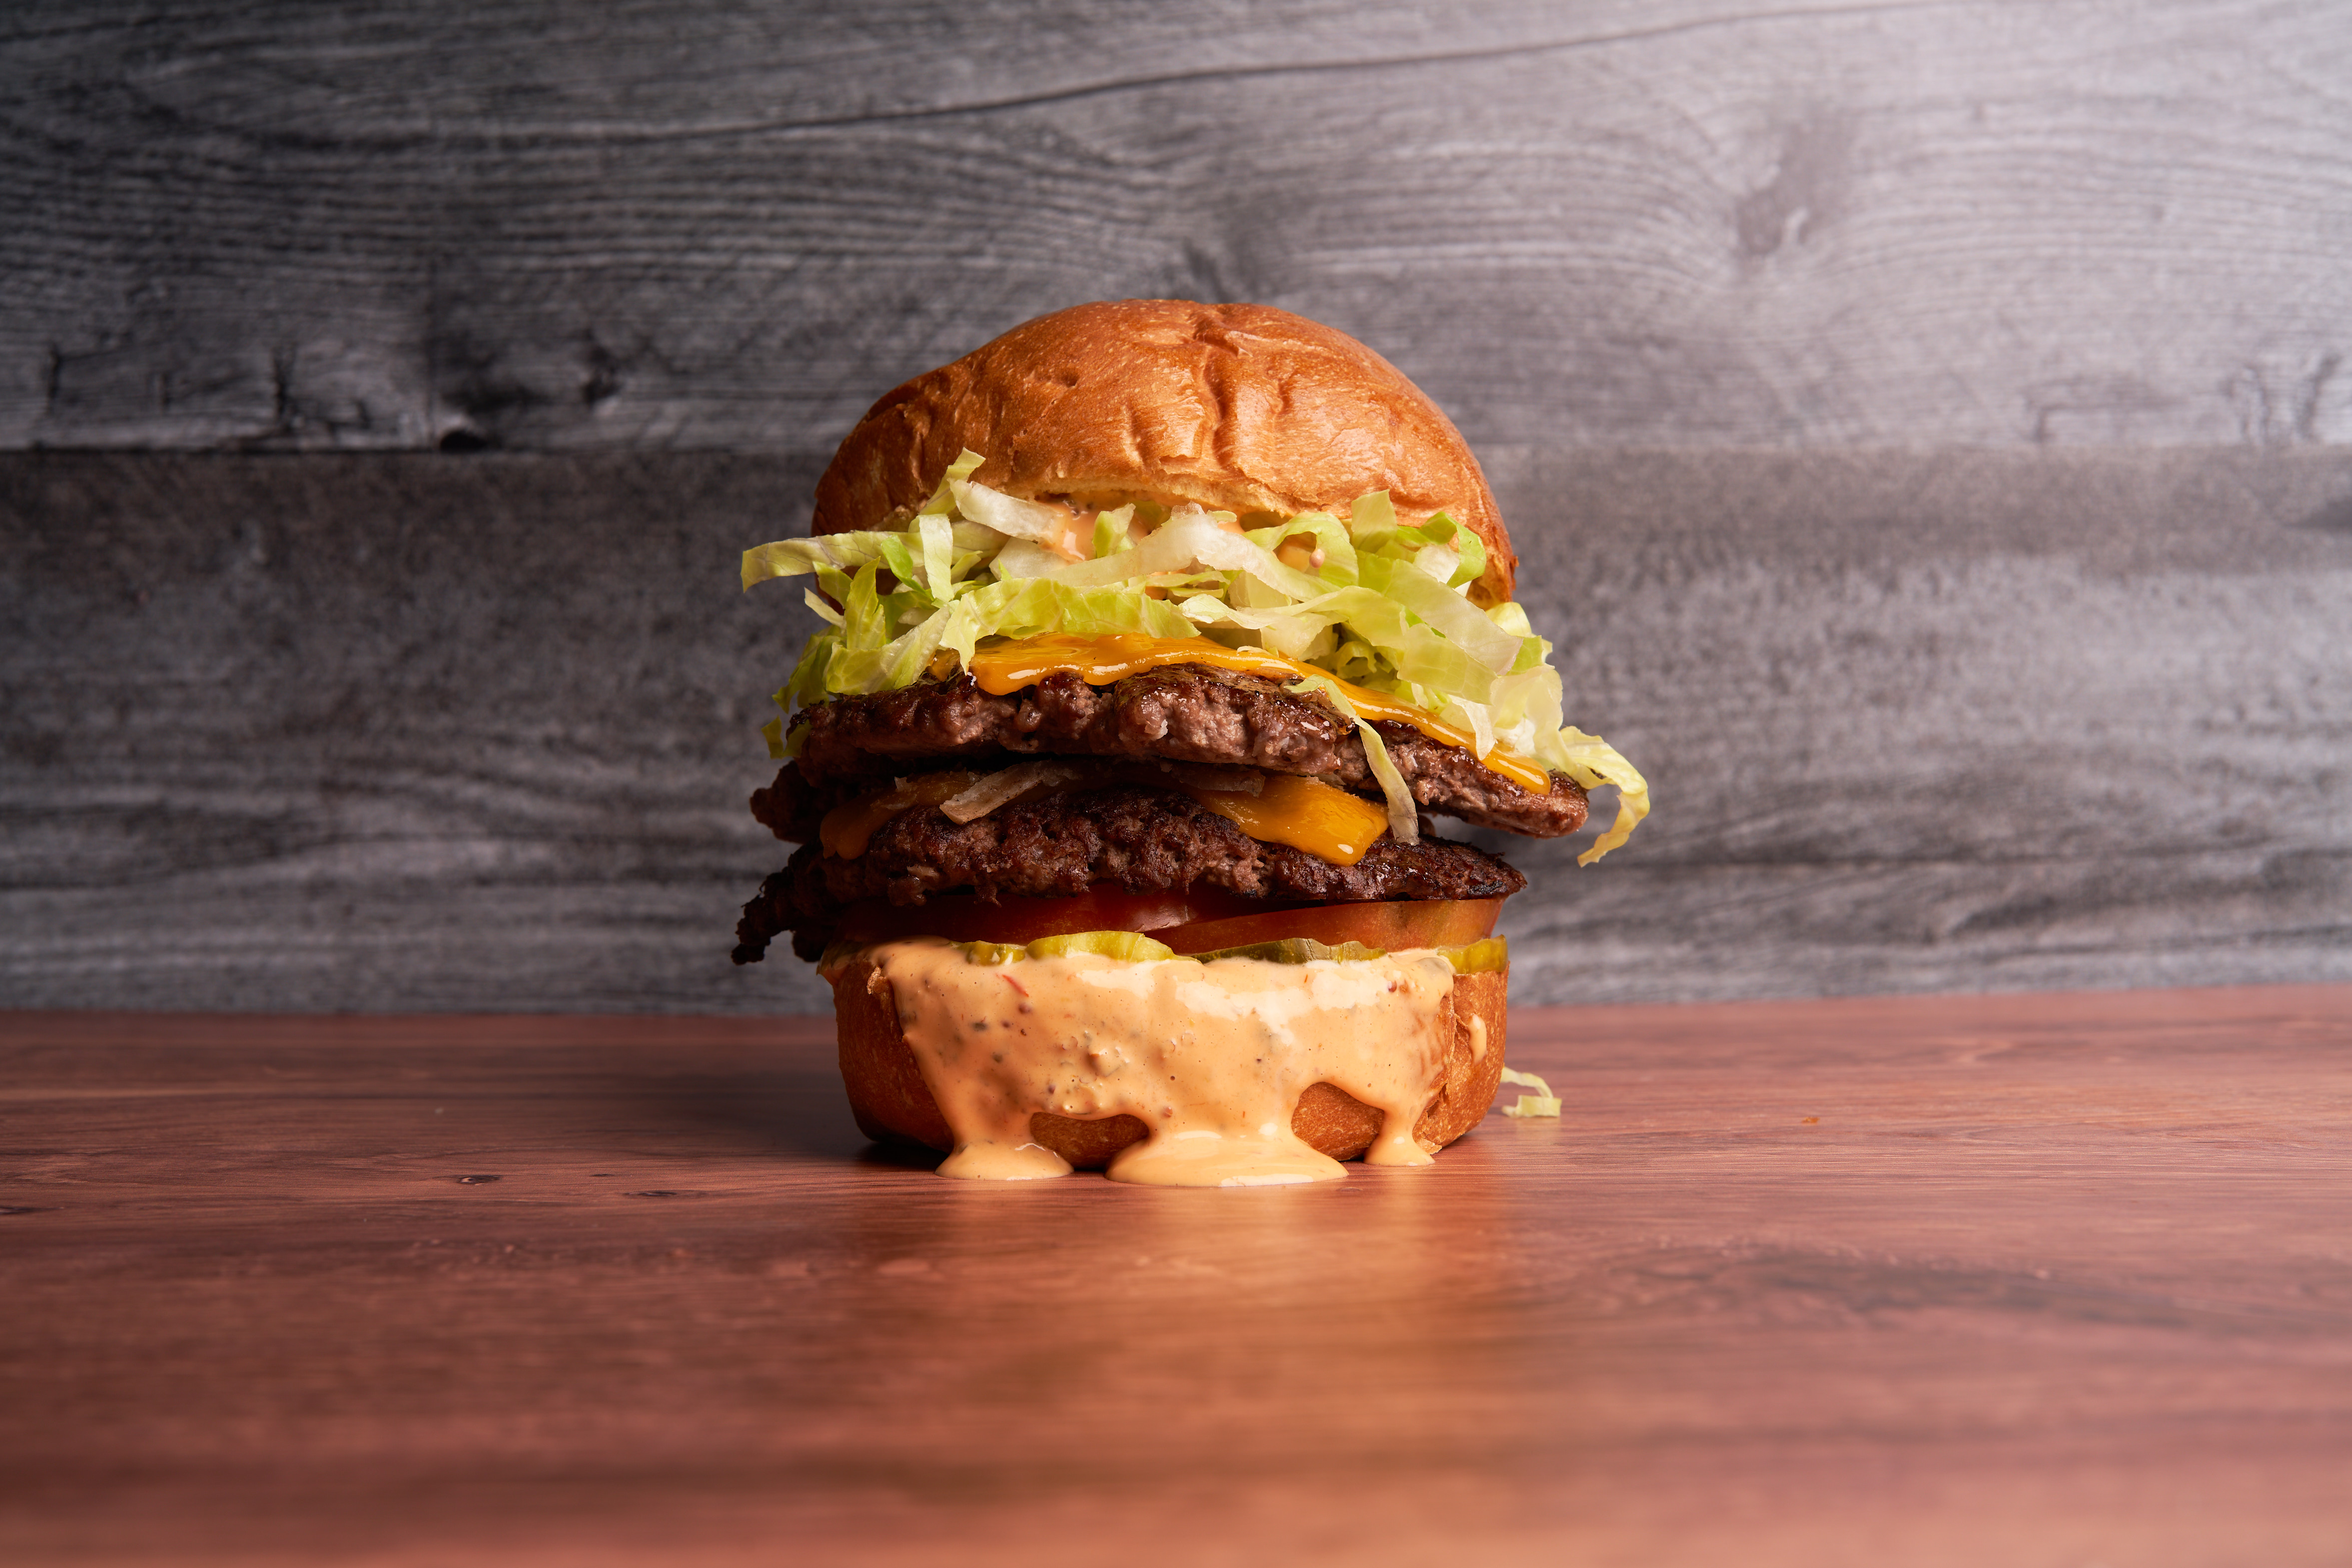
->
(926, 930), (1507, 970)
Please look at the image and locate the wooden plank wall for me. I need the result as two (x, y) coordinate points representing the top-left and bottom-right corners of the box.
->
(8, 0), (2351, 450)
(2, 0), (2348, 1013)
(7, 445), (2345, 1014)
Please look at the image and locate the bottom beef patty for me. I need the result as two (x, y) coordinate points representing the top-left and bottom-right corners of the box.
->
(734, 783), (1526, 963)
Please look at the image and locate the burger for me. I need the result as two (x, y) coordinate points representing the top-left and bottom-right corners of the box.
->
(731, 300), (1646, 1187)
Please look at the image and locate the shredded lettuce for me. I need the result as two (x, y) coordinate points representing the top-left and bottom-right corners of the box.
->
(1499, 1066), (1561, 1118)
(744, 449), (1648, 859)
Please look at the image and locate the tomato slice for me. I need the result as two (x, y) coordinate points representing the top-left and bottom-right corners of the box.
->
(835, 886), (1262, 946)
(1154, 897), (1504, 955)
(837, 887), (1505, 952)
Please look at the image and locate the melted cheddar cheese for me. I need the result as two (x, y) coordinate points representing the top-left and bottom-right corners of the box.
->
(1187, 772), (1389, 864)
(817, 773), (981, 859)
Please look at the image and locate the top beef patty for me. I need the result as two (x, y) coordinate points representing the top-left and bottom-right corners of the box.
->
(769, 664), (1588, 839)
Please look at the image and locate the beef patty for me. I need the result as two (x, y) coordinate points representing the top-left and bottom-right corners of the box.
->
(773, 665), (1587, 839)
(733, 783), (1527, 964)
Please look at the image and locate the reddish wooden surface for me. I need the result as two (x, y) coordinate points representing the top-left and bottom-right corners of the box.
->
(4, 987), (2349, 1566)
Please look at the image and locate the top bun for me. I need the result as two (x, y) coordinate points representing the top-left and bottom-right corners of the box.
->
(812, 299), (1517, 604)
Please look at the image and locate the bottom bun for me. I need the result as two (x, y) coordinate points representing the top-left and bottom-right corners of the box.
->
(830, 951), (1509, 1169)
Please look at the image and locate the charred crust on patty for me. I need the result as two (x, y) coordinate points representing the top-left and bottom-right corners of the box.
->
(731, 783), (1526, 964)
(759, 665), (1588, 841)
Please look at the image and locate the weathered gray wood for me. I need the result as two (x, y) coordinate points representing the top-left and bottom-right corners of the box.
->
(1488, 445), (2352, 1002)
(4, 0), (2349, 452)
(0, 450), (833, 1011)
(3, 446), (2345, 1013)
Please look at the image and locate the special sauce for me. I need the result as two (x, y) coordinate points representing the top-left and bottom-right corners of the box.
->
(870, 939), (1457, 1187)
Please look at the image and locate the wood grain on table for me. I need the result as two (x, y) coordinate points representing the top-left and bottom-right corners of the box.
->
(5, 986), (2348, 1566)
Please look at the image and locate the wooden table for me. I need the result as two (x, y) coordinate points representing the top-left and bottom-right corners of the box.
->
(6, 986), (2349, 1566)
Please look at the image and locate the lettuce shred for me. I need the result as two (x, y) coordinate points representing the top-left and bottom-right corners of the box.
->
(743, 451), (1647, 860)
(1499, 1066), (1562, 1118)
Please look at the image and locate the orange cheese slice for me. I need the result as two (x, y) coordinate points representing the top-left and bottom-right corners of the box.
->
(819, 772), (979, 859)
(1185, 773), (1389, 865)
(963, 634), (1552, 794)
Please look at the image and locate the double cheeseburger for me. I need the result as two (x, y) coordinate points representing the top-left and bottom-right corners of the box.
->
(733, 300), (1646, 1187)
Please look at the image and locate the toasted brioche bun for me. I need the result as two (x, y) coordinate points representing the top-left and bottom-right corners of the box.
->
(830, 955), (1510, 1170)
(812, 299), (1517, 605)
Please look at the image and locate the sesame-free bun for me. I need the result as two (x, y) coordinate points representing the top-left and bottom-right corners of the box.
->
(812, 299), (1518, 605)
(829, 957), (1511, 1171)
